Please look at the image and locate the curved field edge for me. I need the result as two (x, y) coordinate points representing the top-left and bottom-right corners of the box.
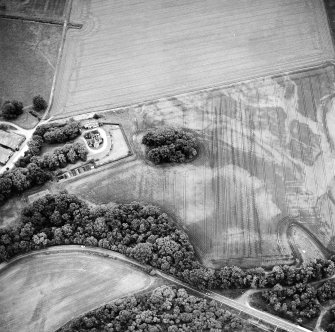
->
(0, 247), (158, 332)
(56, 284), (246, 332)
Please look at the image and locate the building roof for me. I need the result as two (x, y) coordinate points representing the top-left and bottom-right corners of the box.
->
(0, 146), (13, 165)
(0, 130), (25, 150)
(81, 119), (99, 128)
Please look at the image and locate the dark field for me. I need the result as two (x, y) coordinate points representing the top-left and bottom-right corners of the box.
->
(61, 65), (335, 269)
(0, 0), (67, 21)
(0, 19), (62, 106)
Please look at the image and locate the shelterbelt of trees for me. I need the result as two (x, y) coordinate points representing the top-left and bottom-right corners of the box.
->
(142, 128), (198, 164)
(325, 306), (335, 332)
(261, 280), (335, 324)
(1, 192), (335, 293)
(0, 121), (87, 205)
(58, 285), (244, 332)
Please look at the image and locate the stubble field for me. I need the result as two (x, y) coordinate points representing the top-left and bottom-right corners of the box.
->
(0, 248), (155, 332)
(51, 0), (334, 118)
(62, 64), (335, 268)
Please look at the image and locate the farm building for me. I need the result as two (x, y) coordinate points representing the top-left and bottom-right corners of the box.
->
(81, 119), (99, 129)
(27, 189), (50, 205)
(0, 146), (13, 165)
(0, 130), (24, 150)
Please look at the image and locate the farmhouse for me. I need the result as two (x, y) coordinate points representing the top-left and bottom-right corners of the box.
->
(81, 119), (99, 129)
(0, 146), (13, 165)
(84, 130), (103, 148)
(0, 130), (24, 150)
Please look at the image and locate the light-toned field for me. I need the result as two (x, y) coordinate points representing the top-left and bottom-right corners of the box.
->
(61, 64), (335, 268)
(0, 249), (154, 332)
(290, 225), (326, 263)
(51, 0), (334, 118)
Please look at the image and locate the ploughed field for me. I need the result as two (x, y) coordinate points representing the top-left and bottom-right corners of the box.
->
(63, 64), (335, 268)
(0, 248), (154, 332)
(51, 0), (334, 117)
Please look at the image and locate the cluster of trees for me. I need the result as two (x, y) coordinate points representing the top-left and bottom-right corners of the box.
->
(32, 95), (48, 112)
(326, 307), (335, 332)
(1, 192), (335, 295)
(1, 100), (23, 119)
(16, 120), (82, 168)
(317, 280), (335, 302)
(30, 142), (88, 171)
(142, 128), (198, 164)
(0, 141), (87, 204)
(0, 164), (52, 203)
(34, 120), (81, 144)
(58, 285), (244, 332)
(261, 280), (335, 324)
(0, 120), (85, 205)
(1, 95), (48, 120)
(262, 283), (320, 323)
(0, 144), (86, 204)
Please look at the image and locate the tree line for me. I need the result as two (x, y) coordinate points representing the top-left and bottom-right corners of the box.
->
(0, 121), (86, 205)
(325, 307), (335, 332)
(1, 192), (335, 293)
(57, 285), (244, 332)
(16, 120), (82, 168)
(142, 128), (198, 164)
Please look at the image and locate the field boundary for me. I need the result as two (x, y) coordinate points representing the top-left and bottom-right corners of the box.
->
(53, 61), (335, 121)
(43, 0), (77, 121)
(0, 14), (82, 28)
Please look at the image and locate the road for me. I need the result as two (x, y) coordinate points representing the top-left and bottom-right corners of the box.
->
(0, 245), (311, 332)
(0, 117), (53, 174)
(155, 272), (310, 332)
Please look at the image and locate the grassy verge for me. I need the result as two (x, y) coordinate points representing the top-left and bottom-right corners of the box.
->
(219, 288), (246, 299)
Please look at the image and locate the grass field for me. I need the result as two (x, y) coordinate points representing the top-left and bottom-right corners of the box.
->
(0, 19), (62, 106)
(51, 0), (334, 118)
(0, 0), (67, 21)
(0, 249), (155, 332)
(60, 64), (335, 268)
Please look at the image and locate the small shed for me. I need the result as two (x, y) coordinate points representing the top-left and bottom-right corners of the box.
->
(81, 119), (99, 129)
(0, 130), (25, 150)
